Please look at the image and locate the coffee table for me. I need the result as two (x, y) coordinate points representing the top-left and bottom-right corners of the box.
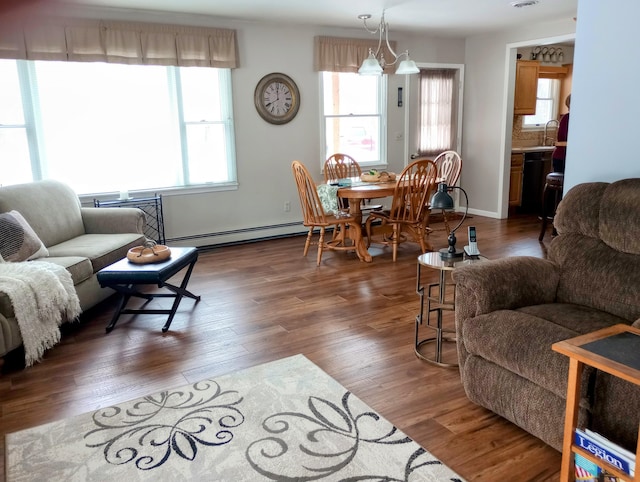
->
(97, 246), (200, 333)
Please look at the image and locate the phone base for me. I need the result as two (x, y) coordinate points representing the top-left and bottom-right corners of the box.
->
(464, 245), (480, 257)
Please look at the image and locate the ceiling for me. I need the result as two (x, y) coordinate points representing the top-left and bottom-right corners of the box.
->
(52, 0), (578, 38)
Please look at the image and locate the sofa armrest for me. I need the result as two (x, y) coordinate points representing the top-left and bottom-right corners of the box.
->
(452, 256), (560, 319)
(81, 207), (145, 235)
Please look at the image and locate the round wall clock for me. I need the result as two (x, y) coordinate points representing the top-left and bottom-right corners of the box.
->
(254, 72), (300, 125)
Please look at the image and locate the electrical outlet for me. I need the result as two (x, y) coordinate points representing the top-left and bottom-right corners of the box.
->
(284, 201), (291, 212)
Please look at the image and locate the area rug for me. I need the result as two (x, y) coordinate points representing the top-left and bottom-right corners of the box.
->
(5, 354), (465, 481)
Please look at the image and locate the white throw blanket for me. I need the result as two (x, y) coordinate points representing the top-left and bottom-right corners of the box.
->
(0, 261), (81, 366)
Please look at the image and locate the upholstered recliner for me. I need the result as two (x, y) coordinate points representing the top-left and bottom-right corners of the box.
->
(452, 178), (640, 452)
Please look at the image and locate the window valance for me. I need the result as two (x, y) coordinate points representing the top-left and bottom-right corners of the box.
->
(0, 17), (238, 68)
(314, 36), (396, 74)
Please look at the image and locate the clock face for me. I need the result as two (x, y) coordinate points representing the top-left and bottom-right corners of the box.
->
(263, 81), (292, 117)
(254, 73), (300, 125)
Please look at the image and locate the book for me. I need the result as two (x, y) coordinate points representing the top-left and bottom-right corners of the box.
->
(574, 428), (635, 477)
(575, 453), (628, 482)
(585, 429), (636, 470)
(575, 453), (600, 481)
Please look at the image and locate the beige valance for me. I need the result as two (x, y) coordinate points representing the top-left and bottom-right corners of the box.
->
(314, 36), (397, 74)
(0, 17), (238, 68)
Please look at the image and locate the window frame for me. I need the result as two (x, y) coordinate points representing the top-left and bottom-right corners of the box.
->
(319, 71), (387, 170)
(522, 77), (561, 130)
(0, 59), (237, 197)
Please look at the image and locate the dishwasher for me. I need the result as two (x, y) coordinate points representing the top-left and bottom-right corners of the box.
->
(520, 152), (551, 214)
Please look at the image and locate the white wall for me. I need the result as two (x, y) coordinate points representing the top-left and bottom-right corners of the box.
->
(461, 18), (576, 219)
(564, 0), (640, 191)
(49, 6), (465, 246)
(26, 4), (635, 243)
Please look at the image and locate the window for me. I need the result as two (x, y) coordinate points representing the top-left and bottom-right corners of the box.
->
(522, 78), (560, 128)
(321, 72), (386, 166)
(0, 59), (236, 195)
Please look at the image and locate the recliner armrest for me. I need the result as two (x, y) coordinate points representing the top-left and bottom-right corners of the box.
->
(81, 207), (145, 235)
(452, 256), (560, 319)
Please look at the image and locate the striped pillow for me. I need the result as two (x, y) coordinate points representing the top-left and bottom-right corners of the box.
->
(0, 210), (49, 262)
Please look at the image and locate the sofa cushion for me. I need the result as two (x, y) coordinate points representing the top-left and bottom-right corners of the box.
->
(42, 256), (94, 286)
(47, 233), (145, 272)
(0, 210), (49, 262)
(549, 235), (640, 322)
(461, 304), (627, 400)
(0, 180), (85, 248)
(599, 179), (640, 255)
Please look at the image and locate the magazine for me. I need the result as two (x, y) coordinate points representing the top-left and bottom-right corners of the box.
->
(574, 428), (635, 478)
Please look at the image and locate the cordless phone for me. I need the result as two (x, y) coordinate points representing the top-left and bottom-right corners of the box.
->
(464, 226), (480, 257)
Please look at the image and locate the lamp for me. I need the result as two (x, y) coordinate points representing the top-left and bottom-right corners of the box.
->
(357, 11), (420, 76)
(429, 182), (469, 259)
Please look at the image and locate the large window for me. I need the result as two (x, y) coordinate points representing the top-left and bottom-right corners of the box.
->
(0, 59), (236, 195)
(321, 72), (386, 166)
(523, 78), (560, 128)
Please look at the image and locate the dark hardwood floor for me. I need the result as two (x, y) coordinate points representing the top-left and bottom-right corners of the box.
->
(0, 214), (561, 481)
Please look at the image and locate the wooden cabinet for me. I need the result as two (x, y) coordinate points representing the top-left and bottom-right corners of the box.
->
(509, 153), (524, 206)
(514, 60), (539, 115)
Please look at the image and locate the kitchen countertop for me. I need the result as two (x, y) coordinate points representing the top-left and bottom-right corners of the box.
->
(511, 145), (555, 154)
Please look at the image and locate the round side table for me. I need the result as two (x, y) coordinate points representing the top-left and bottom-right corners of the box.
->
(415, 252), (487, 367)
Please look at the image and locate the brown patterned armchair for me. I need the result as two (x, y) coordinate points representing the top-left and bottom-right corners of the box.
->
(452, 178), (640, 451)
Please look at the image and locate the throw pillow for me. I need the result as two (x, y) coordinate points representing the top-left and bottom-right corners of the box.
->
(316, 184), (340, 215)
(0, 210), (49, 262)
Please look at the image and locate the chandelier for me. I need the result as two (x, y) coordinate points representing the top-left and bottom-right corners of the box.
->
(358, 11), (420, 75)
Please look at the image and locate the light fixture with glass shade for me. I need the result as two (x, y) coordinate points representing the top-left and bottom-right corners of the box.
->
(357, 11), (420, 76)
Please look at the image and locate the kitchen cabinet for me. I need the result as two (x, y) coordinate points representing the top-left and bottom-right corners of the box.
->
(509, 153), (524, 207)
(514, 60), (539, 115)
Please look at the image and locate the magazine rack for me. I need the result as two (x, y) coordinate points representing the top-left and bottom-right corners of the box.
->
(553, 324), (640, 482)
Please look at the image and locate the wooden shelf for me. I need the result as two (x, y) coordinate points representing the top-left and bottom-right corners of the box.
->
(553, 324), (640, 482)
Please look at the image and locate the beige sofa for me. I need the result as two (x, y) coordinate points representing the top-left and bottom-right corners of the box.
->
(452, 178), (640, 452)
(0, 180), (146, 360)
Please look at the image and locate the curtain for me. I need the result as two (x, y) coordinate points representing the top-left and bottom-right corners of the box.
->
(314, 36), (397, 74)
(0, 17), (238, 68)
(417, 69), (458, 156)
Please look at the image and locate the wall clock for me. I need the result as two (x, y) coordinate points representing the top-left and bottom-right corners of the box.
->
(254, 72), (300, 125)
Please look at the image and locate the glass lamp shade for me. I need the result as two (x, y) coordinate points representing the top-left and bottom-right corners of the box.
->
(395, 58), (419, 75)
(430, 183), (454, 210)
(358, 53), (384, 75)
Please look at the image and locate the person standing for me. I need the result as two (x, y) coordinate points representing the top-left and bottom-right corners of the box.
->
(552, 94), (571, 173)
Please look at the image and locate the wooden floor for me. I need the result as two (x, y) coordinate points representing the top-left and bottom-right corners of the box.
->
(0, 214), (561, 481)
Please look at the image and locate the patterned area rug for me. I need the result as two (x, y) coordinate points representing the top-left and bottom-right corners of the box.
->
(5, 355), (465, 481)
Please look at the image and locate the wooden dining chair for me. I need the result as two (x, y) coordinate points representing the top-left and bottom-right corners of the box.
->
(324, 153), (383, 213)
(428, 150), (463, 234)
(364, 159), (438, 262)
(291, 160), (358, 265)
(324, 153), (361, 181)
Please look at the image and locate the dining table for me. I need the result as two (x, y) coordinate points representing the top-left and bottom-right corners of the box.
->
(335, 179), (397, 262)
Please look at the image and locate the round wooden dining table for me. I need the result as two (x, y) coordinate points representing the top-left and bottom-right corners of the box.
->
(336, 180), (396, 262)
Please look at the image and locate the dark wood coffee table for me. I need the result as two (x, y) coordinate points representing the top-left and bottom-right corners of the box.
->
(97, 246), (200, 333)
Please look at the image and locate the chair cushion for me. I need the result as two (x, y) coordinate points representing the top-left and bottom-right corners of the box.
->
(0, 210), (49, 262)
(462, 304), (629, 400)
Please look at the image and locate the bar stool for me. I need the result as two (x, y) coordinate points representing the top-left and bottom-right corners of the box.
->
(539, 172), (564, 241)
